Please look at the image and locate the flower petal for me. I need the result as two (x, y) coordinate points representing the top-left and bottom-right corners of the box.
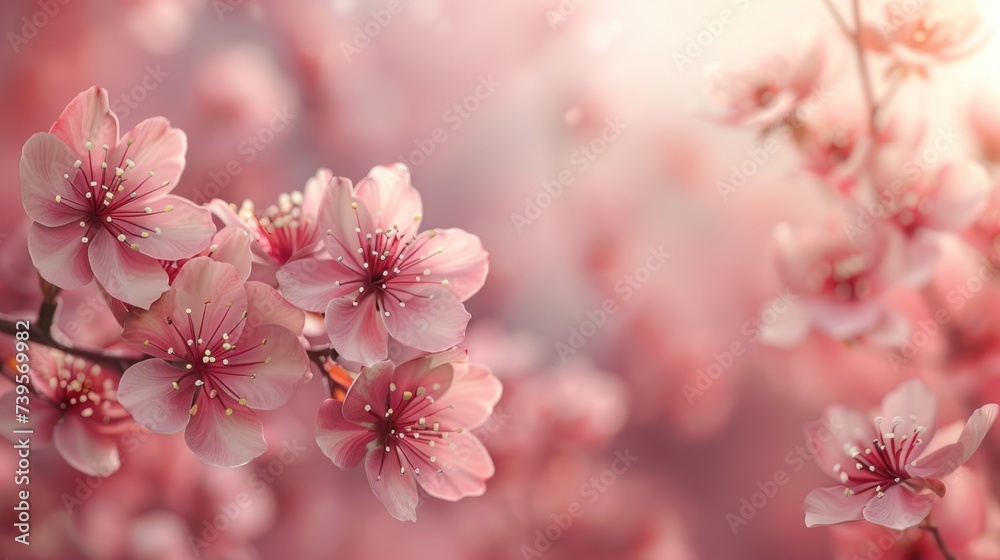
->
(924, 160), (989, 231)
(0, 393), (58, 446)
(438, 363), (502, 430)
(20, 132), (83, 227)
(861, 485), (937, 531)
(910, 403), (999, 478)
(112, 116), (186, 196)
(205, 226), (253, 281)
(406, 229), (488, 302)
(804, 486), (868, 527)
(168, 257), (249, 342)
(184, 394), (266, 467)
(354, 163), (423, 233)
(315, 399), (375, 469)
(342, 360), (395, 423)
(48, 86), (120, 155)
(117, 359), (195, 434)
(126, 194), (215, 260)
(365, 444), (419, 522)
(317, 176), (372, 269)
(277, 258), (358, 312)
(244, 282), (305, 336)
(804, 406), (878, 482)
(219, 324), (307, 410)
(89, 228), (170, 309)
(28, 222), (94, 290)
(325, 295), (389, 365)
(408, 432), (494, 501)
(52, 415), (121, 477)
(382, 284), (470, 354)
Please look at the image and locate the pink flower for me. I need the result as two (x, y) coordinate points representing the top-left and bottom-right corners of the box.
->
(209, 169), (327, 285)
(277, 164), (489, 365)
(21, 86), (215, 309)
(314, 350), (501, 521)
(103, 225), (254, 324)
(862, 0), (990, 72)
(0, 347), (133, 476)
(760, 221), (910, 347)
(117, 257), (308, 467)
(804, 380), (998, 531)
(704, 38), (826, 128)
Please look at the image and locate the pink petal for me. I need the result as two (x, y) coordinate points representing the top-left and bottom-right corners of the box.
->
(804, 406), (878, 482)
(325, 296), (389, 365)
(28, 222), (93, 290)
(353, 164), (423, 232)
(408, 432), (494, 501)
(365, 444), (419, 521)
(0, 393), (59, 446)
(302, 168), (330, 217)
(52, 415), (121, 477)
(437, 363), (502, 430)
(406, 229), (489, 302)
(389, 356), (454, 417)
(924, 160), (990, 231)
(315, 399), (375, 469)
(861, 486), (937, 531)
(277, 258), (358, 312)
(184, 394), (266, 467)
(804, 486), (867, 527)
(382, 285), (471, 354)
(48, 86), (120, 154)
(207, 199), (253, 233)
(244, 282), (305, 336)
(879, 379), (937, 457)
(117, 359), (195, 433)
(219, 324), (307, 410)
(169, 257), (249, 341)
(342, 360), (394, 423)
(112, 116), (186, 195)
(20, 133), (83, 227)
(909, 403), (999, 478)
(317, 176), (372, 268)
(121, 288), (188, 360)
(129, 194), (214, 260)
(206, 226), (253, 281)
(810, 300), (883, 340)
(89, 229), (170, 309)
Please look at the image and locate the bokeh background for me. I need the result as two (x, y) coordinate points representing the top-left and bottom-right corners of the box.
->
(3, 0), (1000, 558)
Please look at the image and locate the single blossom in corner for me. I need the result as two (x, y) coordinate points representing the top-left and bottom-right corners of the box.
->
(804, 379), (998, 531)
(20, 86), (215, 308)
(209, 168), (328, 285)
(314, 349), (501, 521)
(117, 257), (308, 467)
(0, 346), (134, 477)
(277, 164), (489, 365)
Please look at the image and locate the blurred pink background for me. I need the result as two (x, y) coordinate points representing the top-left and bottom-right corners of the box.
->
(3, 0), (1000, 558)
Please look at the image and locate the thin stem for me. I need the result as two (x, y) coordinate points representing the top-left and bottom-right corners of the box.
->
(821, 0), (852, 37)
(850, 0), (877, 134)
(922, 521), (957, 560)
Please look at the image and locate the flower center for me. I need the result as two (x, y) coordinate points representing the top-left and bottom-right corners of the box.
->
(41, 351), (127, 425)
(834, 416), (927, 499)
(238, 192), (317, 263)
(55, 139), (174, 249)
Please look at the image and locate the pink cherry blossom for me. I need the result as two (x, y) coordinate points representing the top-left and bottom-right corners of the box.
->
(314, 350), (501, 521)
(862, 0), (990, 72)
(704, 38), (827, 128)
(804, 379), (998, 531)
(0, 346), (133, 476)
(277, 164), (489, 365)
(117, 257), (308, 467)
(103, 225), (253, 324)
(760, 221), (910, 347)
(20, 86), (215, 309)
(209, 168), (327, 285)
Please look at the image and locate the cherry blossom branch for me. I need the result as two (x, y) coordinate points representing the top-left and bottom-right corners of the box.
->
(921, 520), (957, 560)
(0, 311), (129, 368)
(820, 0), (852, 37)
(306, 345), (347, 399)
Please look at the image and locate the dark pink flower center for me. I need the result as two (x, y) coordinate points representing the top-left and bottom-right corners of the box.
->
(238, 192), (318, 263)
(834, 416), (927, 499)
(807, 250), (875, 301)
(35, 351), (128, 426)
(56, 139), (174, 250)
